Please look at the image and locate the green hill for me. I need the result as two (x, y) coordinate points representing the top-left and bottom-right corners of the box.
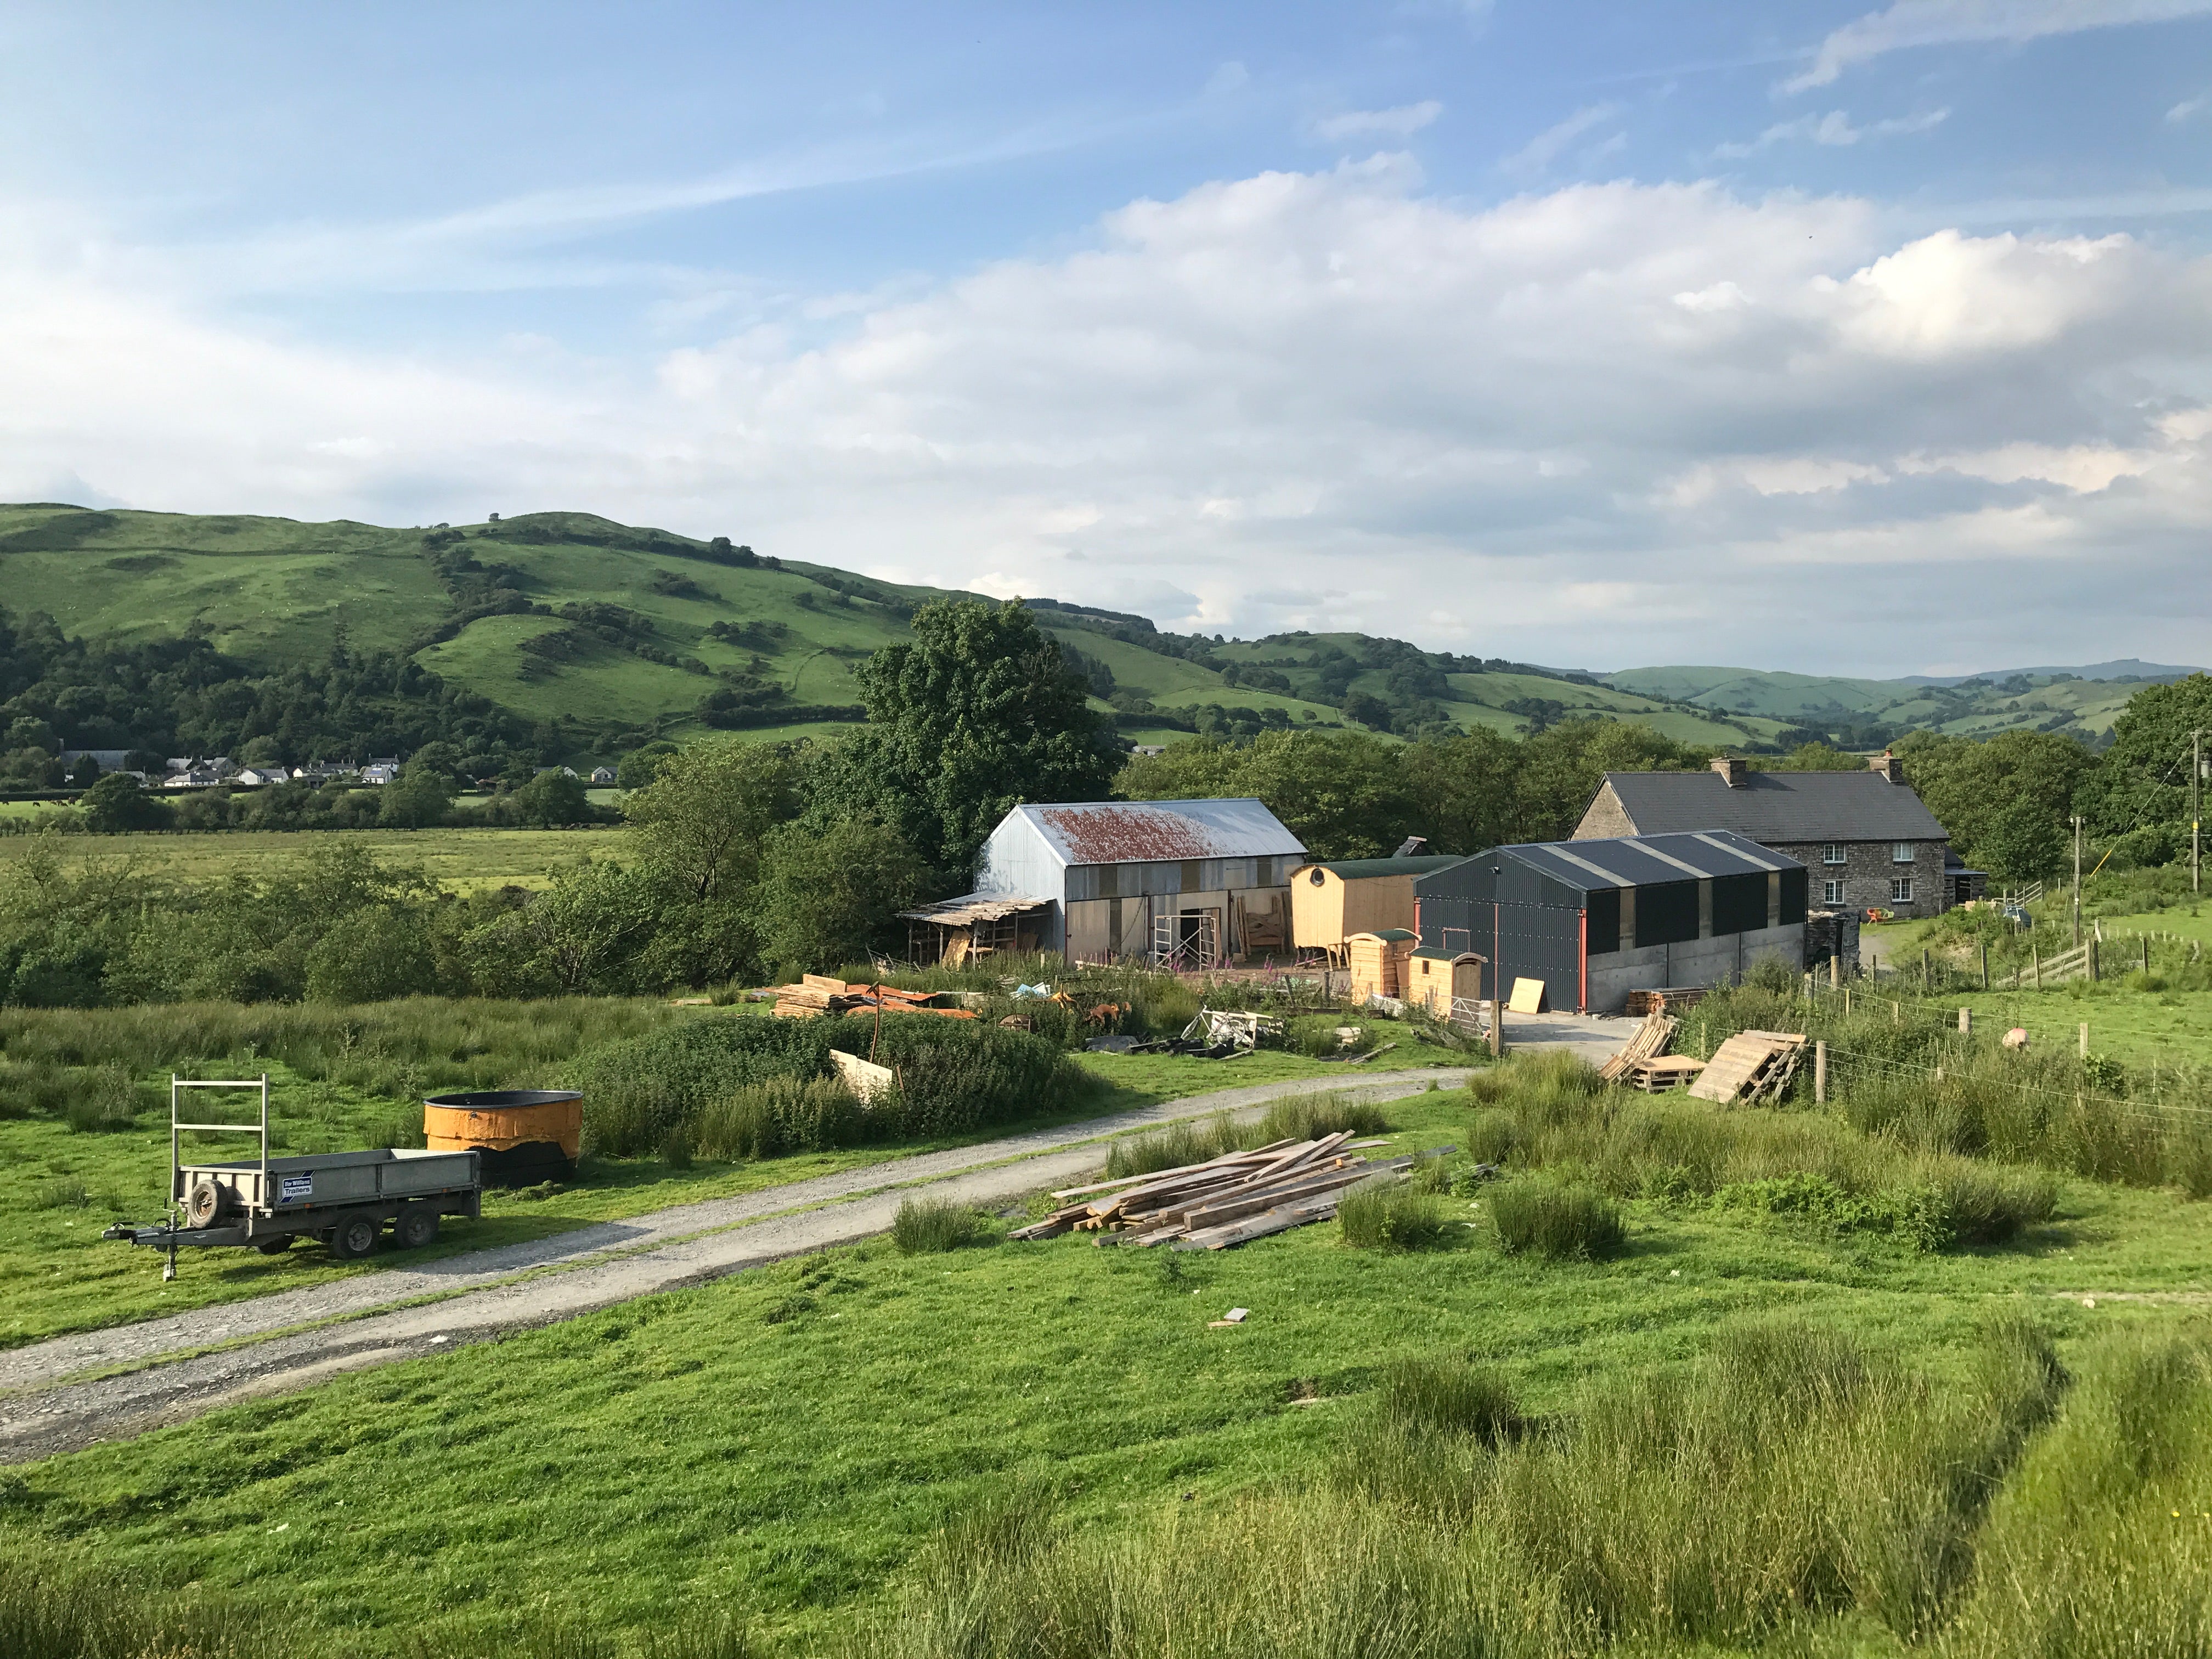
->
(1, 501), (2168, 759)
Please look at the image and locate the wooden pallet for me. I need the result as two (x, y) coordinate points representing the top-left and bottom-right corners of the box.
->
(1626, 1056), (1707, 1093)
(1686, 1030), (1807, 1104)
(1598, 1006), (1679, 1085)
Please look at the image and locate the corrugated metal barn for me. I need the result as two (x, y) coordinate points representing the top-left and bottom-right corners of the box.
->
(972, 798), (1307, 966)
(1411, 831), (1808, 1013)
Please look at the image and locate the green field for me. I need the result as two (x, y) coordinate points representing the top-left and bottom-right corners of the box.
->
(5, 1070), (2207, 1651)
(0, 1012), (1468, 1348)
(0, 825), (618, 892)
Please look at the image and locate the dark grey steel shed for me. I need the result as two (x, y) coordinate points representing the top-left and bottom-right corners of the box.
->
(1411, 830), (1808, 1013)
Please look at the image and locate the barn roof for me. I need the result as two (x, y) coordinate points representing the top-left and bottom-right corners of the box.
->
(1595, 770), (1946, 843)
(1302, 855), (1467, 881)
(1502, 830), (1799, 890)
(1007, 799), (1306, 866)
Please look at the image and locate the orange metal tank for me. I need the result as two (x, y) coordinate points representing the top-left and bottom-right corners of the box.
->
(423, 1090), (582, 1185)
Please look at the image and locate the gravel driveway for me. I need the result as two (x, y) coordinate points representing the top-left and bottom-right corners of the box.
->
(0, 1068), (1469, 1464)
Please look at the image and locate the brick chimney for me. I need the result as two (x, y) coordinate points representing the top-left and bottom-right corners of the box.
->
(1711, 755), (1748, 788)
(1869, 752), (1906, 784)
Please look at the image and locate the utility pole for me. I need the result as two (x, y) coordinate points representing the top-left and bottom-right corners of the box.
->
(2072, 815), (2083, 950)
(2194, 729), (2203, 896)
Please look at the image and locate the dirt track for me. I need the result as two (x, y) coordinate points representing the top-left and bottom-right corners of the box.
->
(0, 1069), (1469, 1464)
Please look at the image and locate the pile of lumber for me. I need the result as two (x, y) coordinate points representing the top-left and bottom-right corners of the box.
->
(1687, 1029), (1807, 1104)
(768, 975), (977, 1021)
(1626, 987), (1707, 1017)
(1598, 1005), (1680, 1085)
(1010, 1131), (1412, 1251)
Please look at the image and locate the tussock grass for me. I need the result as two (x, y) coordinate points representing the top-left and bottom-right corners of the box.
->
(1684, 975), (2212, 1195)
(1939, 1327), (2212, 1656)
(1486, 1176), (1626, 1260)
(1458, 1049), (2058, 1254)
(1338, 1179), (1451, 1251)
(1379, 1355), (1521, 1445)
(892, 1197), (986, 1255)
(860, 1317), (2068, 1658)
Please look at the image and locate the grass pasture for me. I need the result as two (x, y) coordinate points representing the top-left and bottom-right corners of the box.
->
(0, 995), (1464, 1347)
(6, 1053), (2212, 1656)
(0, 825), (618, 893)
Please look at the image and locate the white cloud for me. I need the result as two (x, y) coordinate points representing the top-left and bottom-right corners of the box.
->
(2169, 91), (2210, 122)
(1785, 0), (2212, 92)
(1499, 104), (1622, 175)
(1715, 107), (1949, 156)
(1312, 101), (1443, 141)
(3, 167), (2210, 671)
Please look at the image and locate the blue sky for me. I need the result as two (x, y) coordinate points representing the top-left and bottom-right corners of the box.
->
(2, 1), (2209, 674)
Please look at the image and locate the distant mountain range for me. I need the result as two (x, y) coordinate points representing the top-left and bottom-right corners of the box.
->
(3, 501), (2176, 754)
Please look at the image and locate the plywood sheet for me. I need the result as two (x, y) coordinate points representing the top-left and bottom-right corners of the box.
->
(1508, 977), (1547, 1014)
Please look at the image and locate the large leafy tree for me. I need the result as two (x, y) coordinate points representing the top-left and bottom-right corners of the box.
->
(2077, 674), (2212, 849)
(1897, 730), (2092, 871)
(828, 600), (1121, 872)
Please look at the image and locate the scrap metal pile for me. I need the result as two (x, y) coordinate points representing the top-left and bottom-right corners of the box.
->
(1010, 1130), (1412, 1251)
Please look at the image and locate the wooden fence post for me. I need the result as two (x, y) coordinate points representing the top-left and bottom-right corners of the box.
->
(1958, 1007), (1971, 1035)
(2079, 1022), (2089, 1059)
(1814, 1040), (1827, 1105)
(1981, 943), (1989, 990)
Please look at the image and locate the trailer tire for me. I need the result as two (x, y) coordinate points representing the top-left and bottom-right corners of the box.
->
(393, 1206), (439, 1250)
(255, 1237), (295, 1255)
(328, 1216), (379, 1260)
(185, 1176), (224, 1229)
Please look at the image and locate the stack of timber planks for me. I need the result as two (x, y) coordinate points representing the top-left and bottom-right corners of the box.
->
(1686, 1030), (1807, 1104)
(769, 976), (978, 1021)
(1009, 1131), (1411, 1251)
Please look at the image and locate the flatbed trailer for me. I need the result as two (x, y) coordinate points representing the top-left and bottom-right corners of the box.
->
(103, 1076), (481, 1277)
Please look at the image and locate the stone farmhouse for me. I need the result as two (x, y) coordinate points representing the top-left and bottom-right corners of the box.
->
(1573, 754), (1961, 919)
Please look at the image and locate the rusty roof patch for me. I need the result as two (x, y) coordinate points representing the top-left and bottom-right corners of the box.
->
(1036, 805), (1222, 863)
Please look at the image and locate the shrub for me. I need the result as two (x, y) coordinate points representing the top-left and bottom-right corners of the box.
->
(1105, 1114), (1246, 1179)
(834, 1017), (1093, 1139)
(891, 1196), (985, 1255)
(693, 1076), (866, 1161)
(1338, 1179), (1451, 1251)
(579, 1018), (832, 1155)
(61, 1062), (138, 1132)
(1488, 1176), (1625, 1260)
(31, 1177), (91, 1211)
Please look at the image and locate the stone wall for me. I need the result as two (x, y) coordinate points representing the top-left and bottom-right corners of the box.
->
(1770, 839), (1949, 919)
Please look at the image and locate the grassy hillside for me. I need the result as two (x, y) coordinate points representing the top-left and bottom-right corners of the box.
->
(1605, 662), (2175, 743)
(3, 500), (2170, 756)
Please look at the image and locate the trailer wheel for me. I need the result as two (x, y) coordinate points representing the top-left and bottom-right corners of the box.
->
(392, 1206), (439, 1250)
(255, 1236), (295, 1255)
(185, 1177), (224, 1229)
(327, 1216), (379, 1260)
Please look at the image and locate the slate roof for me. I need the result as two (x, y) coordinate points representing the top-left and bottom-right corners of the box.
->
(1500, 830), (1800, 891)
(1304, 854), (1468, 881)
(1008, 799), (1306, 866)
(1594, 770), (1946, 843)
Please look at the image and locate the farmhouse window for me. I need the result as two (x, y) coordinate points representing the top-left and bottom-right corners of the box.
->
(1821, 844), (1846, 864)
(1891, 877), (1913, 904)
(1892, 842), (1915, 864)
(1822, 879), (1847, 906)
